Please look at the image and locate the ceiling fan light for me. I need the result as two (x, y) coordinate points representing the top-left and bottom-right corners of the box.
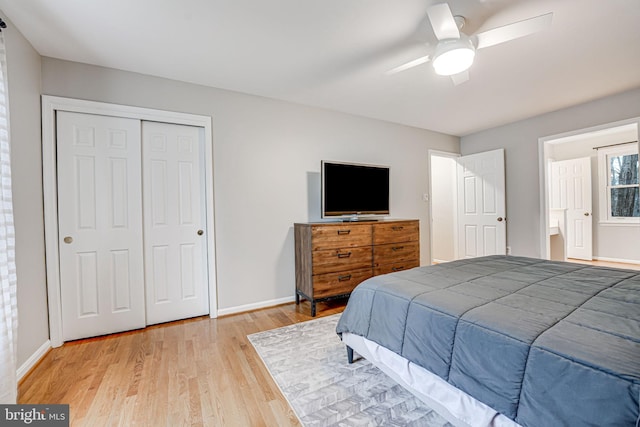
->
(432, 38), (476, 76)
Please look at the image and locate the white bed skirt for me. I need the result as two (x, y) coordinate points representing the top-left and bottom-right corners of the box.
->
(341, 332), (522, 427)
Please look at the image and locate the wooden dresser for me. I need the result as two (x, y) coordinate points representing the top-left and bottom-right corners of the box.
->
(294, 219), (419, 316)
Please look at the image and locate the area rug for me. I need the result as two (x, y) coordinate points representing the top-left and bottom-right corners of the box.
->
(248, 314), (453, 427)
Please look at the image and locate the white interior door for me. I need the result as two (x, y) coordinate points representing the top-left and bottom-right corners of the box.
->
(142, 121), (209, 325)
(550, 157), (592, 260)
(57, 111), (145, 341)
(457, 149), (506, 258)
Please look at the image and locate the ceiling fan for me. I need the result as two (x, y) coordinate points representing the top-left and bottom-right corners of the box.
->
(387, 3), (553, 84)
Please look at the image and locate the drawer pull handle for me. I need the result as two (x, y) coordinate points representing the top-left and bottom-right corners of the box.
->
(337, 230), (351, 235)
(337, 252), (352, 258)
(392, 226), (404, 231)
(338, 274), (352, 282)
(392, 246), (404, 251)
(392, 266), (405, 272)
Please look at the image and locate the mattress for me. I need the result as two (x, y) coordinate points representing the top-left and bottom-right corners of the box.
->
(335, 255), (640, 427)
(342, 332), (521, 427)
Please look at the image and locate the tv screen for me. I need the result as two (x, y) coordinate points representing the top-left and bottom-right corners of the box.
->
(322, 161), (390, 218)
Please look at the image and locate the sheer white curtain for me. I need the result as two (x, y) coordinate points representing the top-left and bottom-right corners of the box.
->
(0, 30), (18, 404)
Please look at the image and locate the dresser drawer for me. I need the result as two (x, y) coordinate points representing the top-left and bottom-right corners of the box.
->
(373, 221), (419, 245)
(312, 246), (372, 275)
(374, 260), (420, 276)
(311, 224), (372, 250)
(312, 268), (373, 298)
(373, 241), (419, 266)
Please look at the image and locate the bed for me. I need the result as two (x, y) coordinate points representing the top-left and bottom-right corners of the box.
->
(335, 255), (640, 427)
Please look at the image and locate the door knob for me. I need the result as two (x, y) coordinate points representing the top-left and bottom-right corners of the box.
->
(584, 212), (590, 217)
(497, 217), (504, 222)
(197, 229), (204, 236)
(63, 236), (73, 244)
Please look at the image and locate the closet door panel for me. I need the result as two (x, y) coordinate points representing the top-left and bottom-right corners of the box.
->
(143, 121), (209, 325)
(57, 111), (145, 341)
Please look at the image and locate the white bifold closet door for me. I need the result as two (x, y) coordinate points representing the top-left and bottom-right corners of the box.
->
(57, 112), (208, 341)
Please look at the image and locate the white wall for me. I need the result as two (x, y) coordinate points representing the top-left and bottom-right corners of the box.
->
(1, 13), (49, 370)
(461, 88), (640, 258)
(40, 58), (460, 313)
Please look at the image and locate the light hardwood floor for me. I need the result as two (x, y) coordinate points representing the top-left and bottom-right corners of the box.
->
(566, 258), (640, 271)
(19, 300), (346, 426)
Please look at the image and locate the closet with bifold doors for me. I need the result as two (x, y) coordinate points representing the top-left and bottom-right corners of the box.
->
(56, 111), (210, 341)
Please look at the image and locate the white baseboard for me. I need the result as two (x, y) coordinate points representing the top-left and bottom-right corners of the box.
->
(593, 256), (640, 266)
(217, 296), (296, 317)
(17, 340), (51, 381)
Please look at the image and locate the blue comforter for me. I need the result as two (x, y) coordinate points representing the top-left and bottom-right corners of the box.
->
(336, 255), (640, 427)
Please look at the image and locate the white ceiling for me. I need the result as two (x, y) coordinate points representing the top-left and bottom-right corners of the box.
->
(1, 0), (639, 136)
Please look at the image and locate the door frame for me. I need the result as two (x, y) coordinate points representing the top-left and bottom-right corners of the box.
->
(42, 95), (218, 347)
(537, 117), (640, 260)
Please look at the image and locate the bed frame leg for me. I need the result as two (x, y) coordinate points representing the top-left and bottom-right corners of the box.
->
(347, 346), (354, 364)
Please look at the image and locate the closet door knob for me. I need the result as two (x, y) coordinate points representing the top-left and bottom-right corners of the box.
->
(197, 229), (204, 236)
(63, 236), (73, 244)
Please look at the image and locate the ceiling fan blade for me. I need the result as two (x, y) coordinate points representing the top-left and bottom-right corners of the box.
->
(475, 12), (553, 49)
(427, 3), (460, 41)
(385, 55), (431, 75)
(450, 70), (469, 85)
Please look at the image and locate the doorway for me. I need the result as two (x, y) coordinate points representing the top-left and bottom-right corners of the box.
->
(539, 118), (640, 264)
(429, 151), (458, 264)
(429, 149), (507, 264)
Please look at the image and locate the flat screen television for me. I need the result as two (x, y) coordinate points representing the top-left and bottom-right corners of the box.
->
(321, 160), (390, 219)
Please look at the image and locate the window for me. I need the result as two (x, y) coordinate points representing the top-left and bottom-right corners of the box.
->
(598, 143), (640, 224)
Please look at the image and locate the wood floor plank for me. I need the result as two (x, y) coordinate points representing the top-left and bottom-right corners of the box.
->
(18, 301), (345, 426)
